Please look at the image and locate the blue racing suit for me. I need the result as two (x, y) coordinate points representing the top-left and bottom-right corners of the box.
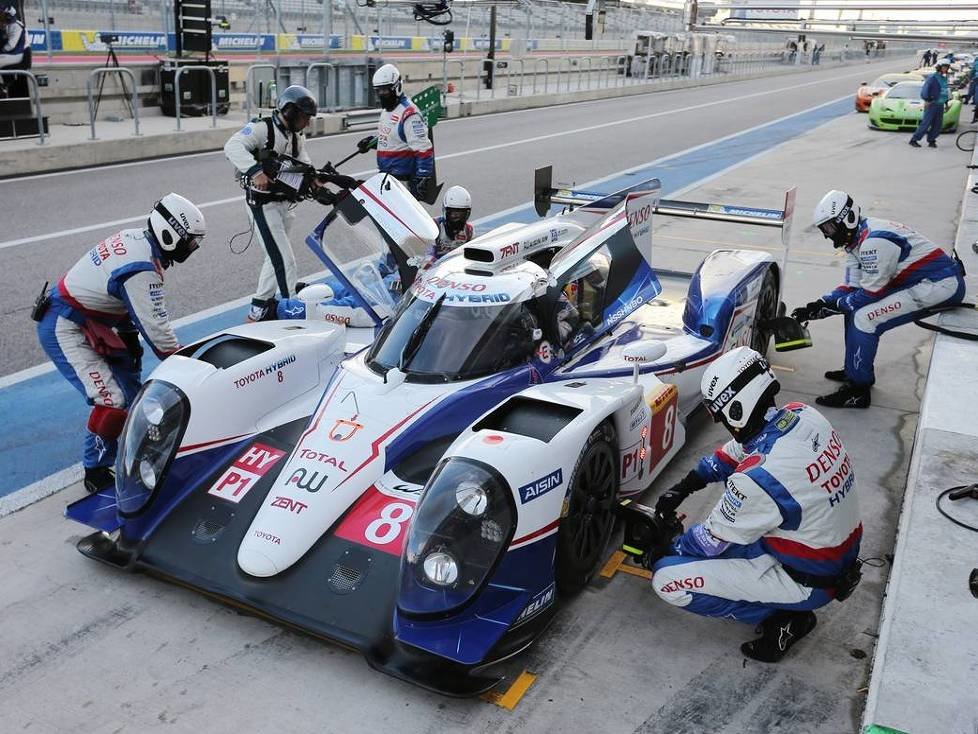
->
(821, 217), (964, 385)
(911, 72), (950, 144)
(653, 403), (862, 625)
(36, 229), (180, 469)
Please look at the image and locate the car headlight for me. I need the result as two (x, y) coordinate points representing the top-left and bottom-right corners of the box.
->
(398, 458), (516, 617)
(115, 380), (190, 516)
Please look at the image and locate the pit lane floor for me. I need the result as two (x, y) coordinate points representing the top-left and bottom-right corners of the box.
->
(0, 60), (968, 732)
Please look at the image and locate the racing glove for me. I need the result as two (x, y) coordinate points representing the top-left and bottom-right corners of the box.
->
(654, 469), (707, 516)
(790, 299), (840, 322)
(117, 327), (143, 374)
(409, 176), (430, 201)
(319, 172), (361, 190)
(357, 135), (377, 154)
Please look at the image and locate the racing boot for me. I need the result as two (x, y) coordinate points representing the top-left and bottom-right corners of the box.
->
(247, 298), (279, 323)
(83, 466), (115, 495)
(815, 381), (871, 409)
(824, 368), (847, 382)
(741, 610), (817, 663)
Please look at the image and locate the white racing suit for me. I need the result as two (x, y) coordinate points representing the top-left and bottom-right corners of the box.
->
(652, 403), (862, 625)
(822, 217), (965, 385)
(224, 114), (313, 319)
(424, 217), (473, 264)
(376, 94), (433, 193)
(36, 230), (180, 470)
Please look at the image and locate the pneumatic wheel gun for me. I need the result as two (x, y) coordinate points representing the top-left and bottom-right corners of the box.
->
(613, 499), (684, 569)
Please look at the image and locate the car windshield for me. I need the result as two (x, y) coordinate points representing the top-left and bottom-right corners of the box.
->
(366, 292), (538, 381)
(885, 83), (923, 100)
(871, 76), (903, 87)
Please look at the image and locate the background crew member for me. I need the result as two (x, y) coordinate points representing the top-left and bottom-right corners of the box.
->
(794, 190), (964, 408)
(0, 3), (31, 97)
(651, 347), (862, 662)
(225, 85), (319, 322)
(357, 64), (433, 200)
(909, 60), (950, 148)
(35, 194), (206, 493)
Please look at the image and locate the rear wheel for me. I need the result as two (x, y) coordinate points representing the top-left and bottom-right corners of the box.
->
(750, 268), (780, 356)
(555, 423), (618, 595)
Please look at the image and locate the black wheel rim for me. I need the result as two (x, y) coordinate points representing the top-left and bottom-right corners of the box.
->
(568, 445), (616, 563)
(751, 274), (778, 355)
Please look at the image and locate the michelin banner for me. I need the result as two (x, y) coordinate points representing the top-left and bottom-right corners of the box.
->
(277, 33), (343, 51)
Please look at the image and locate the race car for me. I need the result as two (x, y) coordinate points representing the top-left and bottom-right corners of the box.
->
(854, 72), (923, 112)
(66, 169), (793, 695)
(868, 81), (963, 132)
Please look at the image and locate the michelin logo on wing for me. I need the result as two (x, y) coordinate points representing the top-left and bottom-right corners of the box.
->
(518, 468), (563, 504)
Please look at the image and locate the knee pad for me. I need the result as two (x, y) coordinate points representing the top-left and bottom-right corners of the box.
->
(88, 405), (128, 440)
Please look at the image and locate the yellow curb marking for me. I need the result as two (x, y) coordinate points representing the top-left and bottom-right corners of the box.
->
(600, 550), (653, 580)
(483, 670), (537, 710)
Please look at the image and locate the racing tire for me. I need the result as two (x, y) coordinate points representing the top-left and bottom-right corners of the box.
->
(750, 267), (779, 357)
(555, 422), (619, 595)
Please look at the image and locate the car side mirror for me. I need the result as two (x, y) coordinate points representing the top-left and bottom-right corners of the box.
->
(622, 340), (667, 382)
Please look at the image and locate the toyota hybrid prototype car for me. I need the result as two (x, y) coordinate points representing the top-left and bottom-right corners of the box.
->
(67, 169), (794, 695)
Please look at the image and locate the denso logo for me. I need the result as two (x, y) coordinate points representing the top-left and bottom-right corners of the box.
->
(270, 496), (309, 514)
(287, 467), (329, 493)
(253, 529), (281, 544)
(659, 576), (705, 594)
(867, 301), (901, 321)
(518, 469), (562, 504)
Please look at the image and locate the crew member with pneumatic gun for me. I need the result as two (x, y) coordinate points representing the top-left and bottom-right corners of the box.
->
(647, 347), (863, 662)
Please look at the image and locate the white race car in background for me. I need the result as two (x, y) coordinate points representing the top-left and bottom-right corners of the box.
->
(67, 168), (794, 695)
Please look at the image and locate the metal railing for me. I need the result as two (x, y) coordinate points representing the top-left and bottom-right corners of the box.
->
(342, 109), (380, 129)
(304, 62), (335, 111)
(86, 67), (139, 140)
(244, 63), (278, 121)
(173, 65), (218, 131)
(0, 70), (46, 144)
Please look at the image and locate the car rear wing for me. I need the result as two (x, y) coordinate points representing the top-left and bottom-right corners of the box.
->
(534, 165), (796, 259)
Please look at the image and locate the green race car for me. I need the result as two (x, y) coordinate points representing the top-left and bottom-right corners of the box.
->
(868, 81), (962, 132)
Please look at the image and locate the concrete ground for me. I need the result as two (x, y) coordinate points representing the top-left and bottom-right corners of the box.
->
(0, 62), (970, 732)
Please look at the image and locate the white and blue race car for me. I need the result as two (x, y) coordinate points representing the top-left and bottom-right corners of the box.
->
(67, 169), (794, 695)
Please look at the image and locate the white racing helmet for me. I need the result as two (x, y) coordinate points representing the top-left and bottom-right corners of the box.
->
(813, 190), (860, 249)
(700, 346), (779, 431)
(372, 64), (403, 110)
(148, 193), (206, 265)
(442, 185), (472, 231)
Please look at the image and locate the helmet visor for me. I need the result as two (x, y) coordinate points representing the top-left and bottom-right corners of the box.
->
(817, 220), (840, 240)
(445, 207), (470, 227)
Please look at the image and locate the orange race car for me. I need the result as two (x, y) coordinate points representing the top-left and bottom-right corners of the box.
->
(855, 72), (924, 112)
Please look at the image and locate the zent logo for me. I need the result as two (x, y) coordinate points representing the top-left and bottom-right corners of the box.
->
(270, 496), (308, 514)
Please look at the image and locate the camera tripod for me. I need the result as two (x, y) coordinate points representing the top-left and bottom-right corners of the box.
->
(93, 41), (134, 120)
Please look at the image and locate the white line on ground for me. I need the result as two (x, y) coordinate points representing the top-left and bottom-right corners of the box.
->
(0, 72), (869, 252)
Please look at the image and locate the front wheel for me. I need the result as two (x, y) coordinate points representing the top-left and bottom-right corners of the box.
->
(750, 267), (780, 356)
(555, 423), (619, 595)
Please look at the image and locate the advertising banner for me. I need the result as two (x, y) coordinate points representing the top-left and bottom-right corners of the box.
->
(61, 30), (168, 52)
(276, 33), (342, 52)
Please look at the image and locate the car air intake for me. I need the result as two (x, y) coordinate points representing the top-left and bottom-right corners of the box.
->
(327, 547), (371, 594)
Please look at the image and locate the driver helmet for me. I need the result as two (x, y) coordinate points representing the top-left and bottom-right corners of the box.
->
(442, 185), (472, 235)
(813, 189), (860, 250)
(148, 193), (206, 265)
(0, 4), (16, 23)
(700, 346), (779, 432)
(276, 85), (317, 132)
(372, 64), (403, 111)
(935, 59), (951, 71)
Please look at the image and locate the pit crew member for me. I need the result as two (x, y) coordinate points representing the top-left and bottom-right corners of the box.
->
(225, 85), (356, 322)
(0, 3), (31, 96)
(425, 185), (473, 263)
(792, 190), (964, 408)
(35, 194), (205, 494)
(356, 64), (433, 201)
(650, 346), (863, 663)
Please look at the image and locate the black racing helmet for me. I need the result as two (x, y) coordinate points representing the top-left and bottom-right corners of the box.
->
(277, 85), (317, 130)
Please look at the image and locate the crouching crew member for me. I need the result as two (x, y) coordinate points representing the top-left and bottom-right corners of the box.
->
(651, 347), (863, 662)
